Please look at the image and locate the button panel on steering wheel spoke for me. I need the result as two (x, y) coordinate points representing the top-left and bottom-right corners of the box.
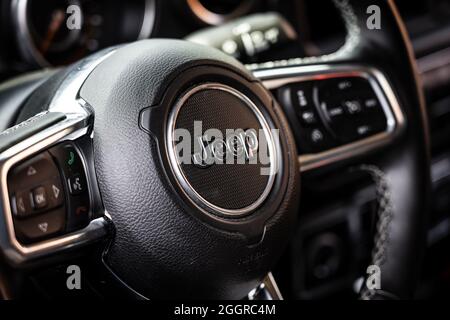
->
(277, 73), (391, 156)
(7, 142), (91, 244)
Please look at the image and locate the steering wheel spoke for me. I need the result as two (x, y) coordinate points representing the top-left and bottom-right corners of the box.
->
(0, 53), (113, 268)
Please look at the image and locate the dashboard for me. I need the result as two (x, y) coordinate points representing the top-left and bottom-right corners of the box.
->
(0, 0), (345, 78)
(6, 0), (156, 68)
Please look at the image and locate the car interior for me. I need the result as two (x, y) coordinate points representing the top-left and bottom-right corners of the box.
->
(0, 0), (449, 301)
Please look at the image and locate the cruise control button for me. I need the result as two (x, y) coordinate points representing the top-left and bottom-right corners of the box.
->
(322, 77), (374, 97)
(343, 100), (362, 115)
(356, 125), (371, 136)
(311, 129), (324, 143)
(286, 82), (315, 110)
(364, 98), (379, 109)
(328, 106), (344, 118)
(321, 101), (345, 121)
(298, 110), (317, 126)
(295, 88), (310, 108)
(301, 127), (335, 153)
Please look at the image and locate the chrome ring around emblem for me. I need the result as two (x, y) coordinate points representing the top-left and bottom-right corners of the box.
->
(166, 83), (279, 217)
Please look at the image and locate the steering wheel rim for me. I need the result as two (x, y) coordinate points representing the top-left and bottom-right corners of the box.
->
(0, 0), (430, 300)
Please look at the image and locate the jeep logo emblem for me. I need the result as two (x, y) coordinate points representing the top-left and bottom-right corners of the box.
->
(166, 83), (279, 216)
(192, 129), (259, 168)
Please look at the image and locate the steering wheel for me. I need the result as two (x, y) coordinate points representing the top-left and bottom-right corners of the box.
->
(0, 0), (430, 300)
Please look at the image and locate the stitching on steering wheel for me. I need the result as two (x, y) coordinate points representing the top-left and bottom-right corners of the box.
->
(246, 0), (361, 71)
(358, 165), (394, 300)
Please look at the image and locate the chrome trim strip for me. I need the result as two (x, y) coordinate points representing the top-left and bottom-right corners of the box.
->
(254, 65), (406, 171)
(12, 0), (50, 67)
(48, 47), (117, 114)
(138, 0), (157, 39)
(248, 272), (283, 300)
(417, 46), (450, 74)
(186, 0), (254, 26)
(166, 83), (279, 217)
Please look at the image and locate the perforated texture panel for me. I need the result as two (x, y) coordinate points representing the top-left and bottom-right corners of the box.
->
(174, 87), (271, 211)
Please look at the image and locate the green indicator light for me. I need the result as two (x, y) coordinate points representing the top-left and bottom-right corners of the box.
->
(68, 151), (75, 166)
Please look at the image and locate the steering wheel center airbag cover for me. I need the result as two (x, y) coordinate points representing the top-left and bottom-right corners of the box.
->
(78, 39), (299, 299)
(168, 83), (277, 216)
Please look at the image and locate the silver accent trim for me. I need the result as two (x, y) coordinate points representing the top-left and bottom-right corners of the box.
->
(12, 0), (50, 67)
(166, 83), (278, 217)
(186, 0), (254, 26)
(254, 65), (406, 171)
(417, 46), (450, 74)
(0, 49), (115, 265)
(248, 272), (283, 300)
(48, 48), (117, 114)
(138, 0), (157, 40)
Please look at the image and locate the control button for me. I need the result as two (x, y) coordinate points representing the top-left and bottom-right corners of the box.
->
(76, 206), (89, 216)
(364, 98), (379, 109)
(320, 101), (345, 122)
(68, 173), (85, 195)
(327, 106), (344, 118)
(343, 100), (362, 115)
(298, 110), (317, 126)
(287, 82), (315, 110)
(337, 79), (353, 91)
(14, 209), (65, 244)
(49, 144), (88, 196)
(311, 129), (324, 144)
(12, 178), (65, 220)
(31, 186), (48, 209)
(8, 152), (60, 191)
(7, 151), (62, 220)
(11, 191), (32, 218)
(324, 77), (374, 97)
(317, 76), (389, 144)
(301, 127), (335, 153)
(296, 88), (310, 108)
(46, 177), (64, 208)
(15, 195), (27, 215)
(49, 144), (84, 173)
(51, 184), (61, 202)
(333, 116), (387, 142)
(357, 125), (371, 136)
(67, 196), (90, 232)
(27, 166), (37, 176)
(49, 143), (91, 232)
